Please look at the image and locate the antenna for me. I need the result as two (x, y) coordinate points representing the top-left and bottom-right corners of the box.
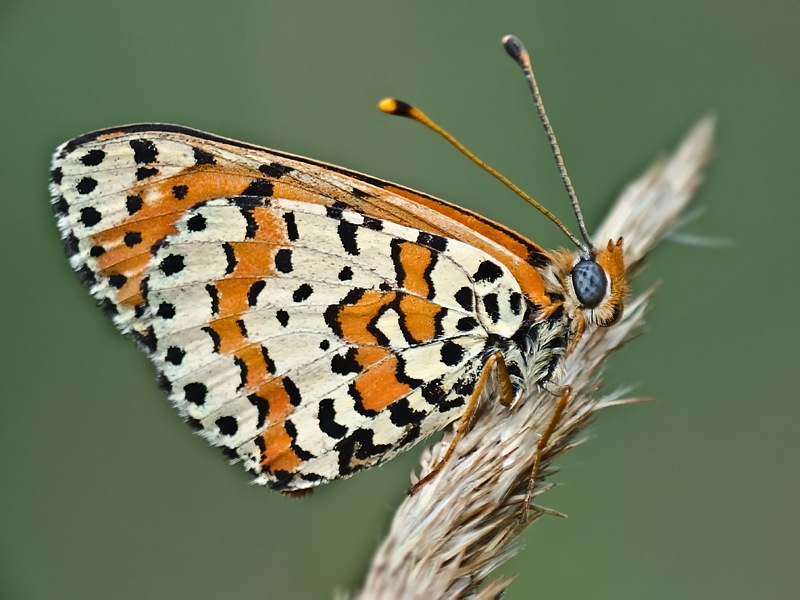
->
(502, 34), (594, 256)
(378, 36), (597, 257)
(378, 98), (585, 251)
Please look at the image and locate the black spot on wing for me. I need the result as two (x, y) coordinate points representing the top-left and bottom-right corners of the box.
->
(108, 273), (127, 289)
(421, 250), (438, 301)
(276, 309), (289, 327)
(236, 318), (248, 338)
(259, 162), (293, 177)
(79, 206), (101, 226)
(440, 341), (466, 367)
(136, 166), (159, 180)
(417, 231), (448, 252)
(165, 346), (186, 365)
(361, 216), (383, 231)
(206, 284), (220, 314)
(130, 139), (158, 164)
(123, 231), (142, 247)
(193, 146), (216, 165)
(388, 398), (427, 427)
(454, 287), (474, 312)
(241, 178), (273, 196)
(510, 292), (523, 316)
(260, 345), (276, 374)
(248, 280), (266, 306)
(337, 220), (359, 255)
(172, 184), (188, 200)
(76, 177), (97, 195)
(240, 206), (258, 239)
(80, 149), (105, 166)
(456, 316), (479, 332)
(282, 377), (302, 407)
(394, 354), (424, 389)
(318, 398), (348, 439)
(292, 283), (313, 302)
(275, 248), (293, 273)
(126, 194), (143, 215)
(202, 326), (222, 352)
(184, 382), (208, 406)
(133, 326), (157, 353)
(75, 264), (97, 286)
(234, 356), (248, 390)
(216, 415), (238, 436)
(482, 293), (500, 323)
(222, 243), (237, 274)
(282, 212), (299, 241)
(473, 260), (503, 283)
(155, 301), (175, 319)
(330, 347), (361, 375)
(364, 299), (393, 348)
(284, 420), (314, 461)
(248, 393), (270, 428)
(160, 254), (185, 276)
(390, 239), (406, 289)
(187, 213), (207, 232)
(421, 377), (445, 407)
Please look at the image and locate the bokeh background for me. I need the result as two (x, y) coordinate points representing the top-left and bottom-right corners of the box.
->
(2, 1), (798, 598)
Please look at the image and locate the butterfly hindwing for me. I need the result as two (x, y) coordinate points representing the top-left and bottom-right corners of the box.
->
(143, 195), (524, 488)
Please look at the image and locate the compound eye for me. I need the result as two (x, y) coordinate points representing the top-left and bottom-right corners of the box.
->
(571, 259), (607, 308)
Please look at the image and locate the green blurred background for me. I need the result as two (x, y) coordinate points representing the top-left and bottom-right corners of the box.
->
(2, 1), (798, 598)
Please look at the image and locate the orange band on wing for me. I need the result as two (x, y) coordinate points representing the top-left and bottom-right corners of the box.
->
(336, 291), (396, 344)
(354, 356), (412, 412)
(260, 424), (302, 473)
(397, 294), (441, 343)
(395, 241), (433, 298)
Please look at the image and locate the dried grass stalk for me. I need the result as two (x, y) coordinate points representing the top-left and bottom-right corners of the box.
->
(352, 118), (715, 600)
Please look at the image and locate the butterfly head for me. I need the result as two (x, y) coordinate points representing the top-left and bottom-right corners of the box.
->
(563, 238), (627, 327)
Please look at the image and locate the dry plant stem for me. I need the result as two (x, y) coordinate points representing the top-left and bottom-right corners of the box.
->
(353, 118), (715, 600)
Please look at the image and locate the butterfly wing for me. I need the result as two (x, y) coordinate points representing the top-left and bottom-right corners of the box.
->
(50, 126), (533, 489)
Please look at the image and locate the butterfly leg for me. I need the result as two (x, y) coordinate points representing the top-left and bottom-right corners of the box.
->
(519, 385), (571, 522)
(409, 350), (515, 494)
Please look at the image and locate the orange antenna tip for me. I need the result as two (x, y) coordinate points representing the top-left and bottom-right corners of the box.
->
(378, 98), (414, 118)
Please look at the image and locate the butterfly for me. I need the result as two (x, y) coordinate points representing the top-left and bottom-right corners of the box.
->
(49, 36), (627, 493)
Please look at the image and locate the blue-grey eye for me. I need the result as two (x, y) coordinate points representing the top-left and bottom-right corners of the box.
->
(571, 259), (607, 308)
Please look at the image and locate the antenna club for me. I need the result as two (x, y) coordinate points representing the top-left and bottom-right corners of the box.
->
(502, 35), (529, 66)
(378, 98), (414, 118)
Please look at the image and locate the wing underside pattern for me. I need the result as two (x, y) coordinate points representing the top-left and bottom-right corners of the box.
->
(49, 126), (548, 489)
